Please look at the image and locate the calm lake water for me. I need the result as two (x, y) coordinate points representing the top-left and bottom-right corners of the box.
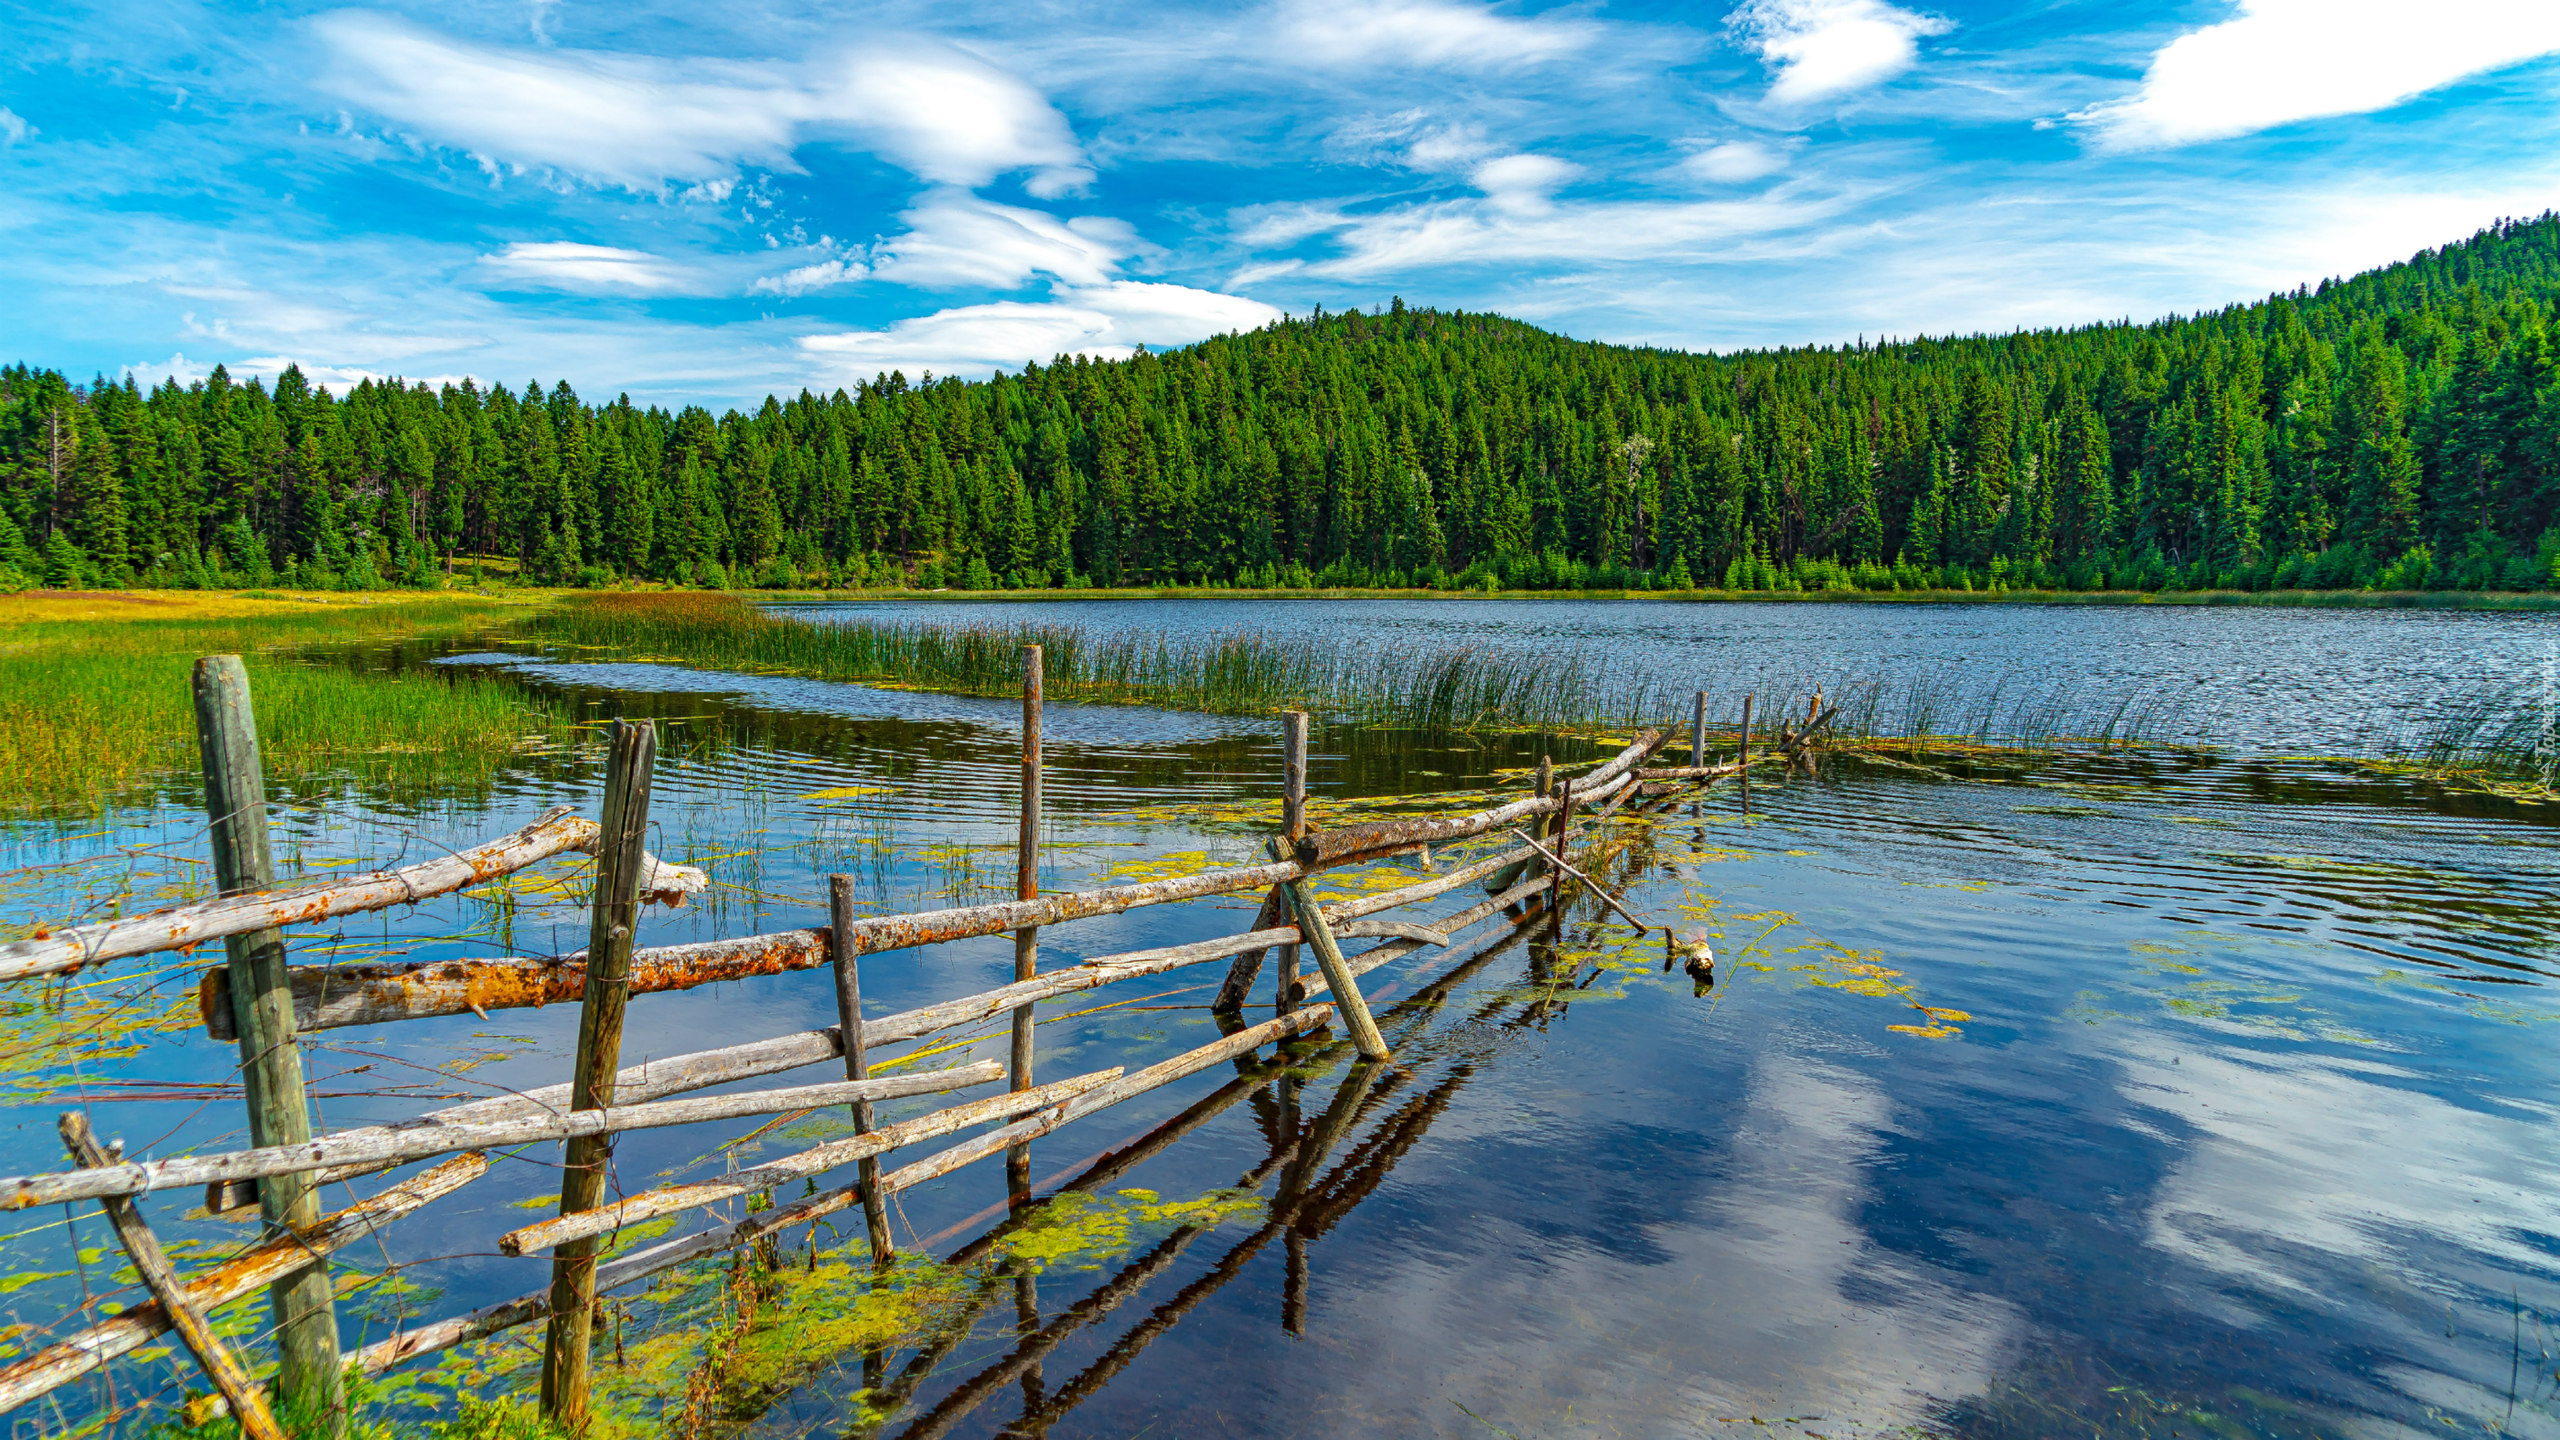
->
(5, 600), (2558, 1440)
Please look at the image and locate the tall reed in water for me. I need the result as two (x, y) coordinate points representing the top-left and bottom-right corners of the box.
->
(524, 593), (2173, 751)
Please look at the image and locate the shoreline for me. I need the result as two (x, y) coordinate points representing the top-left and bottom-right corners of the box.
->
(9, 585), (2556, 614)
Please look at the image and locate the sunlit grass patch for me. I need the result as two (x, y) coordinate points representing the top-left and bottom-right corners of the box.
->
(0, 592), (575, 816)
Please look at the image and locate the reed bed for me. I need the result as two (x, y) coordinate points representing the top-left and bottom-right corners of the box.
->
(524, 593), (2178, 754)
(0, 594), (575, 816)
(2391, 673), (2560, 790)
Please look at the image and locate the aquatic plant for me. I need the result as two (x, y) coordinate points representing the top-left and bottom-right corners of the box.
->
(2391, 670), (2560, 793)
(523, 593), (2174, 754)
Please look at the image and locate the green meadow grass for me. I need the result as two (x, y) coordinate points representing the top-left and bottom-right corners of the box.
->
(0, 592), (575, 816)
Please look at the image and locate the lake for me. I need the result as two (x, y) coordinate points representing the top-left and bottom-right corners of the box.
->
(3, 598), (2556, 1440)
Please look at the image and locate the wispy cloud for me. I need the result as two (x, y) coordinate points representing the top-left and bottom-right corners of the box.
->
(796, 280), (1282, 378)
(867, 191), (1142, 289)
(2070, 0), (2560, 150)
(1471, 153), (1580, 215)
(480, 241), (705, 294)
(1729, 0), (1953, 105)
(0, 107), (32, 145)
(309, 10), (1092, 193)
(1685, 140), (1789, 184)
(1273, 0), (1598, 69)
(1237, 183), (1853, 280)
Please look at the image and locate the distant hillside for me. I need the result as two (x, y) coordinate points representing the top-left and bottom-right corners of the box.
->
(7, 212), (2560, 595)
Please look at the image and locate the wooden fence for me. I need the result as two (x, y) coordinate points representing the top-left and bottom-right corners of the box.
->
(0, 648), (1817, 1436)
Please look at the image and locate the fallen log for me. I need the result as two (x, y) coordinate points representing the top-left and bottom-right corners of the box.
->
(3, 807), (707, 987)
(497, 1069), (1124, 1255)
(0, 1065), (1002, 1210)
(345, 1008), (1334, 1377)
(0, 1152), (486, 1415)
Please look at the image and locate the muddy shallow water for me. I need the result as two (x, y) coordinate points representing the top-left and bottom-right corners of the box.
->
(4, 604), (2557, 1440)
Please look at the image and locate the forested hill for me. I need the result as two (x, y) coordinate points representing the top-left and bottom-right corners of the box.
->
(8, 212), (2560, 596)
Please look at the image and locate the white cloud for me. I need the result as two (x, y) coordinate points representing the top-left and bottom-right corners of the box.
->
(749, 257), (865, 297)
(309, 11), (1090, 193)
(1729, 0), (1952, 104)
(1471, 153), (1579, 215)
(480, 241), (702, 294)
(2070, 0), (2560, 151)
(868, 191), (1139, 290)
(234, 356), (480, 391)
(1235, 181), (1848, 280)
(1276, 0), (1598, 69)
(0, 107), (32, 145)
(797, 281), (1281, 379)
(122, 353), (208, 389)
(813, 47), (1095, 194)
(1331, 111), (1500, 172)
(1686, 140), (1787, 183)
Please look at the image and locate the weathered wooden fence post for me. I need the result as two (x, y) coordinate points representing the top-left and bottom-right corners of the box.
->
(1009, 644), (1043, 1199)
(540, 718), (655, 1434)
(1739, 695), (1754, 770)
(829, 874), (894, 1263)
(191, 655), (343, 1431)
(1275, 711), (1309, 1014)
(1692, 691), (1708, 769)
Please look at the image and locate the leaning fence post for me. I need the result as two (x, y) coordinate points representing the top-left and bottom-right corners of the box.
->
(540, 719), (655, 1434)
(191, 655), (342, 1431)
(1740, 695), (1754, 770)
(1274, 854), (1389, 1060)
(829, 875), (894, 1263)
(1692, 691), (1708, 769)
(1009, 644), (1043, 1200)
(61, 1112), (287, 1440)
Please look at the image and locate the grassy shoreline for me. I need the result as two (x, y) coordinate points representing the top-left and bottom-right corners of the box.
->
(0, 590), (575, 816)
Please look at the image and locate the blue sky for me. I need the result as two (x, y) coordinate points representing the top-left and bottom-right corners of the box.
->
(5, 0), (2559, 408)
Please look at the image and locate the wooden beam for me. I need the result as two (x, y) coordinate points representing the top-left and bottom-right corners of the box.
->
(59, 1113), (285, 1440)
(0, 1154), (484, 1415)
(1, 806), (707, 989)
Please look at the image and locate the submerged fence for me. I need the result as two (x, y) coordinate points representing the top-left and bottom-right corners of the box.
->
(0, 647), (1825, 1436)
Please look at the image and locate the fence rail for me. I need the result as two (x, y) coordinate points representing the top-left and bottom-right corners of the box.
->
(0, 651), (1802, 1432)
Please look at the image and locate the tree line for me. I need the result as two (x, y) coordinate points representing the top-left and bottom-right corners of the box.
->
(8, 213), (2560, 596)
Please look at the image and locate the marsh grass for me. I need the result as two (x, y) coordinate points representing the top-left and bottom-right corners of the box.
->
(2386, 672), (2560, 795)
(525, 594), (2180, 756)
(0, 592), (577, 816)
